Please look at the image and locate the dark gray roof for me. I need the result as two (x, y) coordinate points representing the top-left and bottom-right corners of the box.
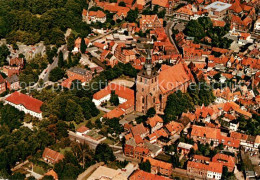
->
(68, 67), (89, 75)
(6, 74), (19, 83)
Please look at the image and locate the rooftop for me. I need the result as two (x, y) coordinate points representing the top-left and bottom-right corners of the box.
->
(204, 1), (232, 12)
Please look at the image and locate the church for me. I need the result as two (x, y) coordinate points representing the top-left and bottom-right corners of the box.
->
(135, 51), (194, 114)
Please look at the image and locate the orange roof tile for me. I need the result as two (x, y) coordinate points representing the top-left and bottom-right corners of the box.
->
(103, 107), (125, 119)
(146, 115), (163, 128)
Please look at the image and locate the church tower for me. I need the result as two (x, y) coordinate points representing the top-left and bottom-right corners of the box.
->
(135, 50), (159, 113)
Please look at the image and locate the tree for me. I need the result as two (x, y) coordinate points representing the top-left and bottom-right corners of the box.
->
(110, 90), (119, 106)
(42, 175), (54, 180)
(67, 33), (76, 52)
(126, 9), (138, 23)
(95, 143), (115, 163)
(49, 67), (65, 82)
(80, 37), (87, 54)
(184, 20), (205, 40)
(65, 99), (84, 124)
(146, 108), (156, 117)
(71, 142), (94, 169)
(58, 51), (64, 68)
(118, 1), (126, 6)
(0, 104), (24, 131)
(139, 160), (151, 172)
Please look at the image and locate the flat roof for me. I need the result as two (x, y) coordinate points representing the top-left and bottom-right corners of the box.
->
(204, 1), (232, 12)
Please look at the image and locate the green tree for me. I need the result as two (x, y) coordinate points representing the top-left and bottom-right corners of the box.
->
(95, 143), (115, 163)
(58, 51), (64, 68)
(118, 1), (126, 6)
(67, 33), (76, 52)
(110, 90), (119, 106)
(139, 160), (151, 172)
(126, 9), (138, 23)
(147, 108), (156, 117)
(80, 37), (87, 54)
(49, 67), (65, 82)
(65, 99), (84, 124)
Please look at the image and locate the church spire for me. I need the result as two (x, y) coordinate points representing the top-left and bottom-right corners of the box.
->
(145, 49), (152, 76)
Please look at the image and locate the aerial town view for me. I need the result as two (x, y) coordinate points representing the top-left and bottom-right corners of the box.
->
(0, 0), (259, 179)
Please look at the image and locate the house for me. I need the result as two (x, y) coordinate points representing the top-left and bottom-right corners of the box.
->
(83, 9), (106, 24)
(5, 91), (43, 119)
(76, 126), (90, 136)
(212, 153), (235, 172)
(129, 170), (170, 180)
(130, 124), (149, 139)
(177, 142), (193, 155)
(42, 148), (64, 164)
(93, 83), (135, 116)
(5, 74), (20, 90)
(0, 74), (6, 94)
(2, 66), (21, 77)
(187, 161), (223, 179)
(143, 157), (173, 177)
(67, 67), (93, 83)
(139, 15), (163, 31)
(146, 115), (163, 133)
(204, 1), (231, 20)
(165, 121), (184, 136)
(254, 135), (260, 149)
(174, 4), (194, 21)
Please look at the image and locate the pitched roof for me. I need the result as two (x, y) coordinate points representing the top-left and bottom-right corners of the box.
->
(0, 74), (5, 83)
(103, 107), (125, 119)
(165, 121), (184, 134)
(93, 83), (134, 101)
(76, 126), (89, 133)
(212, 153), (235, 170)
(129, 170), (170, 180)
(191, 125), (221, 140)
(146, 115), (163, 128)
(130, 124), (148, 137)
(6, 91), (43, 113)
(152, 0), (169, 8)
(158, 63), (193, 94)
(144, 157), (173, 170)
(193, 155), (211, 162)
(42, 148), (64, 163)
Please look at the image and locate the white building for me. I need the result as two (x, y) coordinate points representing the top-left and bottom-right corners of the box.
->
(5, 91), (43, 119)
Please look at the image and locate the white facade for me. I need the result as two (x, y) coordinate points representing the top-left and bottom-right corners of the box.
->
(5, 101), (42, 119)
(229, 122), (239, 131)
(92, 94), (127, 107)
(207, 171), (222, 179)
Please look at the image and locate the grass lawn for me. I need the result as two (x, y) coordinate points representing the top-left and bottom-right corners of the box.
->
(33, 165), (45, 175)
(242, 152), (255, 171)
(73, 110), (105, 129)
(102, 138), (115, 145)
(59, 147), (72, 155)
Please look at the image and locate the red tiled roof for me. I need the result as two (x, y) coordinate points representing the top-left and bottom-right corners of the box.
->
(146, 115), (163, 128)
(42, 148), (64, 163)
(130, 124), (148, 137)
(129, 170), (170, 180)
(152, 0), (169, 8)
(193, 155), (211, 162)
(6, 91), (43, 113)
(76, 126), (89, 133)
(212, 153), (235, 171)
(165, 121), (184, 134)
(159, 63), (193, 94)
(103, 107), (125, 119)
(144, 157), (173, 170)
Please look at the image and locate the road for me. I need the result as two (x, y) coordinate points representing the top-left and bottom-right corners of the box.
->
(165, 21), (180, 54)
